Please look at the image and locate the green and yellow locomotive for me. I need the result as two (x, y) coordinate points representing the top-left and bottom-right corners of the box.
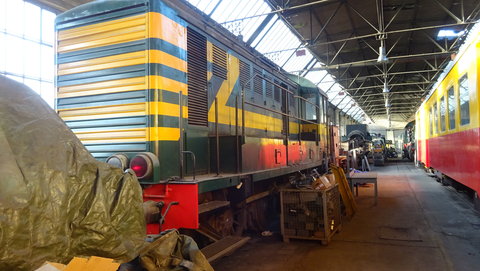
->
(55, 0), (331, 234)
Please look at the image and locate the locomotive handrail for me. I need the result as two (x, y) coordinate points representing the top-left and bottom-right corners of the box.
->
(181, 151), (196, 180)
(244, 73), (294, 95)
(243, 100), (318, 125)
(294, 94), (322, 118)
(241, 73), (322, 125)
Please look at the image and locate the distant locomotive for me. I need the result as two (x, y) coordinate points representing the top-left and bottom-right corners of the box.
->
(416, 27), (480, 207)
(54, 0), (340, 238)
(402, 121), (415, 161)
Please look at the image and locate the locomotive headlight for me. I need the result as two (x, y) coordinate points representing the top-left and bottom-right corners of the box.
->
(130, 153), (155, 179)
(106, 153), (129, 170)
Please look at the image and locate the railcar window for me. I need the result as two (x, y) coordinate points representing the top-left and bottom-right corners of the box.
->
(0, 1), (55, 107)
(459, 74), (470, 126)
(433, 102), (438, 134)
(448, 86), (455, 130)
(440, 96), (446, 132)
(428, 106), (433, 135)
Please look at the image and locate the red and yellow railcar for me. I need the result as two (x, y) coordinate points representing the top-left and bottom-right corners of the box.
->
(416, 28), (480, 203)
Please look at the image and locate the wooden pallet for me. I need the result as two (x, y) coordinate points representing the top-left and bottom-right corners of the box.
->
(201, 236), (250, 262)
(198, 201), (230, 214)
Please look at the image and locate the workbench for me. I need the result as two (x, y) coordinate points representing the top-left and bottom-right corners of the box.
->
(348, 172), (378, 205)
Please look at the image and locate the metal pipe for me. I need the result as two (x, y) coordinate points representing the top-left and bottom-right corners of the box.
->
(246, 73), (293, 95)
(346, 81), (431, 92)
(179, 91), (184, 179)
(294, 95), (321, 110)
(215, 97), (220, 176)
(235, 96), (240, 173)
(285, 88), (289, 165)
(243, 101), (318, 125)
(309, 22), (474, 48)
(153, 89), (159, 157)
(309, 51), (453, 70)
(298, 98), (302, 144)
(307, 69), (441, 83)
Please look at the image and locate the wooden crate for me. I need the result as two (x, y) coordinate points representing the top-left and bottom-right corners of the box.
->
(280, 185), (341, 245)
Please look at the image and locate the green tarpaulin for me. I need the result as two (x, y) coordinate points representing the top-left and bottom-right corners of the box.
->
(0, 75), (146, 270)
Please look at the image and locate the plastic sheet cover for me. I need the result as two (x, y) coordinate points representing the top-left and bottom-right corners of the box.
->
(0, 75), (146, 270)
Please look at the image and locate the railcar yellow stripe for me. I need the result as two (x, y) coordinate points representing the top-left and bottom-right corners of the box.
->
(149, 102), (188, 118)
(61, 112), (145, 122)
(59, 101), (187, 117)
(149, 50), (187, 72)
(58, 12), (188, 54)
(58, 77), (146, 98)
(58, 51), (147, 76)
(149, 75), (187, 94)
(149, 127), (180, 141)
(59, 103), (146, 121)
(57, 75), (188, 98)
(58, 26), (147, 53)
(76, 127), (180, 144)
(76, 128), (147, 141)
(57, 50), (187, 76)
(148, 12), (187, 50)
(80, 138), (147, 144)
(58, 14), (146, 41)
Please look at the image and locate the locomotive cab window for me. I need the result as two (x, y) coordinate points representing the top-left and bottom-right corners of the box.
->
(305, 95), (317, 122)
(448, 86), (456, 130)
(458, 74), (470, 126)
(440, 95), (446, 132)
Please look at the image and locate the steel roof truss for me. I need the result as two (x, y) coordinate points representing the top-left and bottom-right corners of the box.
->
(346, 1), (379, 32)
(432, 0), (463, 23)
(312, 2), (344, 44)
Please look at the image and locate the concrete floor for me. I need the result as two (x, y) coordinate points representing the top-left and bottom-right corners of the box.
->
(213, 161), (480, 271)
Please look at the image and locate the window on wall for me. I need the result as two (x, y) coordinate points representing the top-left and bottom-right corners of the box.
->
(448, 86), (456, 130)
(459, 74), (470, 126)
(0, 0), (56, 107)
(439, 96), (446, 132)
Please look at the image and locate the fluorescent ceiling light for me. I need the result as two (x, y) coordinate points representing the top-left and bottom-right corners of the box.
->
(437, 29), (465, 38)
